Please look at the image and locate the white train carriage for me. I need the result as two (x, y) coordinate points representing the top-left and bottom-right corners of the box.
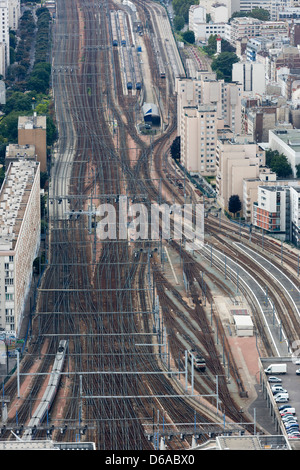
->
(188, 349), (206, 372)
(131, 47), (142, 90)
(117, 11), (126, 46)
(152, 36), (165, 79)
(23, 340), (68, 440)
(123, 46), (133, 90)
(110, 11), (118, 46)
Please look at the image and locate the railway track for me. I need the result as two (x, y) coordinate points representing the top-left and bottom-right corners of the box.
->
(3, 0), (299, 450)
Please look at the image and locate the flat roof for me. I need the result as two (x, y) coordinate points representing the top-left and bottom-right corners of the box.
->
(0, 160), (39, 251)
(271, 128), (300, 152)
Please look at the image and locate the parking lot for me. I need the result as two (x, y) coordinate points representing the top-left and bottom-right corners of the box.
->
(262, 358), (300, 440)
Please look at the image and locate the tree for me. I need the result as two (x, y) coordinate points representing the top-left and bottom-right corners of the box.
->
(170, 136), (180, 161)
(211, 51), (239, 82)
(249, 8), (270, 21)
(182, 30), (195, 44)
(228, 195), (242, 215)
(174, 16), (185, 31)
(230, 8), (270, 22)
(204, 35), (235, 57)
(296, 164), (300, 179)
(266, 150), (293, 178)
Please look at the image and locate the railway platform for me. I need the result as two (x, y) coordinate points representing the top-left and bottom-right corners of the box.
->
(161, 241), (280, 436)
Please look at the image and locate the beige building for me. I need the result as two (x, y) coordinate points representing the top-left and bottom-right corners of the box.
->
(18, 114), (47, 172)
(5, 143), (37, 165)
(180, 105), (222, 175)
(0, 160), (40, 334)
(176, 73), (242, 134)
(242, 168), (277, 221)
(216, 131), (266, 210)
(176, 74), (242, 176)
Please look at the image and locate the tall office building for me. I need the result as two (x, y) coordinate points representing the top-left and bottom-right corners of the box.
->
(232, 62), (266, 96)
(180, 104), (218, 175)
(0, 0), (10, 74)
(8, 0), (20, 31)
(18, 114), (47, 172)
(0, 160), (40, 334)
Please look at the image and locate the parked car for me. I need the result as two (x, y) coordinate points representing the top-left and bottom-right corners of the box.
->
(282, 416), (298, 423)
(296, 369), (300, 375)
(268, 376), (282, 383)
(280, 408), (295, 418)
(285, 424), (299, 431)
(287, 432), (300, 438)
(275, 397), (289, 403)
(272, 386), (287, 394)
(284, 421), (298, 428)
(274, 392), (289, 400)
(279, 405), (293, 411)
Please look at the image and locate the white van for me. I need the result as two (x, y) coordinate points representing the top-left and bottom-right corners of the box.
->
(275, 392), (289, 401)
(280, 408), (296, 415)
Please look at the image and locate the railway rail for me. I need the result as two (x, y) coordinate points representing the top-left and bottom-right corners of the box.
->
(2, 0), (299, 450)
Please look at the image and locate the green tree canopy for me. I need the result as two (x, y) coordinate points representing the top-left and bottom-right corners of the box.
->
(230, 8), (270, 22)
(204, 35), (236, 57)
(172, 0), (197, 23)
(170, 136), (180, 161)
(174, 15), (185, 31)
(228, 194), (242, 215)
(266, 150), (293, 178)
(211, 51), (239, 82)
(182, 30), (195, 44)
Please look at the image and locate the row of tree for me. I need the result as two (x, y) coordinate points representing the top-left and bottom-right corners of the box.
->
(0, 7), (57, 171)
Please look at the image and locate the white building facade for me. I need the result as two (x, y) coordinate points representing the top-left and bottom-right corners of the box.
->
(0, 0), (10, 76)
(8, 0), (20, 30)
(268, 128), (300, 177)
(0, 160), (40, 334)
(290, 186), (300, 246)
(180, 104), (218, 175)
(232, 61), (266, 96)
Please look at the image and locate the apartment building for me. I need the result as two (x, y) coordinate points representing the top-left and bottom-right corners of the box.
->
(176, 73), (242, 134)
(232, 61), (266, 96)
(227, 17), (261, 46)
(242, 168), (277, 221)
(253, 185), (290, 238)
(239, 0), (292, 20)
(227, 17), (289, 46)
(0, 0), (10, 75)
(180, 104), (218, 175)
(5, 144), (37, 166)
(290, 186), (300, 246)
(210, 3), (230, 23)
(268, 128), (300, 177)
(189, 4), (206, 27)
(8, 0), (20, 31)
(216, 132), (265, 210)
(198, 0), (240, 17)
(0, 160), (40, 333)
(268, 47), (300, 82)
(18, 114), (47, 172)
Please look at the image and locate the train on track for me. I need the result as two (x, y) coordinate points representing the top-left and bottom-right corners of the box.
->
(118, 10), (127, 46)
(110, 10), (142, 91)
(131, 46), (142, 90)
(110, 11), (118, 46)
(23, 340), (68, 440)
(188, 349), (206, 372)
(121, 46), (133, 90)
(152, 36), (166, 79)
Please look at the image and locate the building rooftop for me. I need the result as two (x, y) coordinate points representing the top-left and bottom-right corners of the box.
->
(18, 114), (46, 130)
(271, 128), (300, 152)
(0, 160), (39, 251)
(5, 144), (36, 160)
